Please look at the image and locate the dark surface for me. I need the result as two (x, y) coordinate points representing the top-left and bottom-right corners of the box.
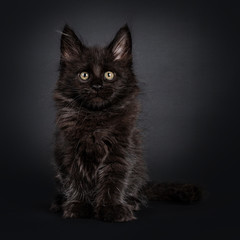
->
(1, 0), (240, 239)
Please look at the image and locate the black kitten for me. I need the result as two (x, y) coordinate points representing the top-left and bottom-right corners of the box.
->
(51, 24), (201, 222)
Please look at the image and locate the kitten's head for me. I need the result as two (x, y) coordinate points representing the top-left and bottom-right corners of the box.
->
(57, 24), (138, 110)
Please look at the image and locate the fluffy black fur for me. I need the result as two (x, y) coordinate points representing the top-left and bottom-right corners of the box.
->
(51, 24), (201, 222)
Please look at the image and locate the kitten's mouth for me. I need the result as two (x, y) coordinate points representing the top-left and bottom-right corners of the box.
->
(91, 94), (105, 103)
(93, 96), (103, 102)
(84, 92), (113, 110)
(93, 91), (109, 101)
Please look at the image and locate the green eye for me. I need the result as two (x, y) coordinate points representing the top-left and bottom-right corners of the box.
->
(104, 71), (114, 81)
(79, 72), (89, 81)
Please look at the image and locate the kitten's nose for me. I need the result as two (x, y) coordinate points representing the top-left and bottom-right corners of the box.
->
(91, 84), (103, 90)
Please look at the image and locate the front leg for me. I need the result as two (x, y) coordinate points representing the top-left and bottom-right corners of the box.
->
(60, 175), (94, 219)
(63, 201), (94, 219)
(94, 157), (136, 222)
(61, 181), (94, 219)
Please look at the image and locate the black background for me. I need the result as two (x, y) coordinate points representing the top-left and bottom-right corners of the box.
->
(1, 0), (240, 239)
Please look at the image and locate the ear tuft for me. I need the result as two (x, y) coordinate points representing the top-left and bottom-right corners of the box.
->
(108, 24), (132, 62)
(60, 24), (84, 61)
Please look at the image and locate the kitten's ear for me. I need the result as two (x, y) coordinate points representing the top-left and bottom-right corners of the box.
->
(108, 24), (132, 62)
(60, 24), (84, 61)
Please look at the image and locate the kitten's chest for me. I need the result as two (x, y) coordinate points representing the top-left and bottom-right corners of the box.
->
(75, 112), (118, 142)
(72, 111), (128, 159)
(76, 112), (107, 131)
(74, 115), (109, 156)
(73, 128), (109, 184)
(77, 128), (109, 159)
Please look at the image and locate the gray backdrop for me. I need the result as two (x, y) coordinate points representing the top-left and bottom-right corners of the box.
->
(1, 0), (239, 239)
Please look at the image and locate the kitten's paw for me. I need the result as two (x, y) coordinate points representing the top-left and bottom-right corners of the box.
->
(95, 204), (136, 222)
(62, 202), (93, 219)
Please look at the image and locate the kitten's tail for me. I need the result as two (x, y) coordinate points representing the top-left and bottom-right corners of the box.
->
(143, 182), (202, 203)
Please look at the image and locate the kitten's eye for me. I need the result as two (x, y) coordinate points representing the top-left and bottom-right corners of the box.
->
(104, 71), (115, 81)
(78, 72), (89, 81)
